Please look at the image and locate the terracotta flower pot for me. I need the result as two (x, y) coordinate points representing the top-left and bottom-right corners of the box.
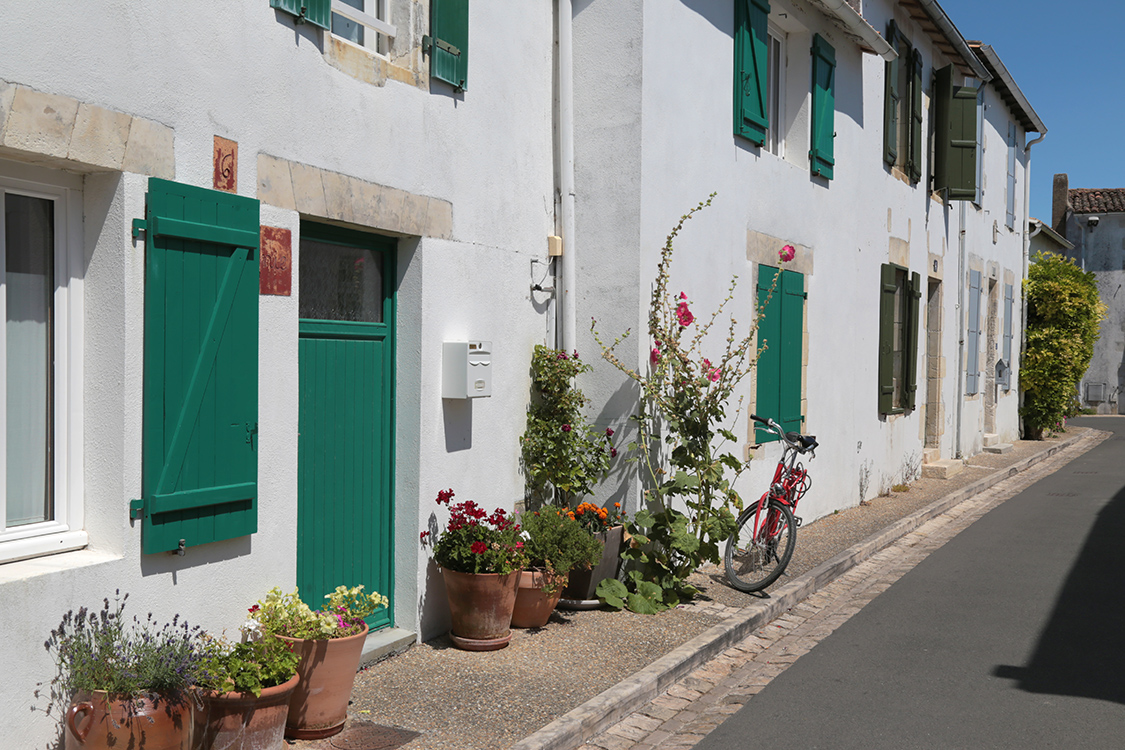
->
(441, 568), (520, 650)
(511, 569), (568, 628)
(560, 525), (625, 607)
(277, 624), (368, 740)
(191, 673), (299, 750)
(65, 691), (191, 750)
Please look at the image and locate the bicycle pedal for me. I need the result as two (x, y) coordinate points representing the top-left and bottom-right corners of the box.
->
(794, 516), (803, 527)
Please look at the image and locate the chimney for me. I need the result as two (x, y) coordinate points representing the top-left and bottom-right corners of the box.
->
(1052, 173), (1069, 234)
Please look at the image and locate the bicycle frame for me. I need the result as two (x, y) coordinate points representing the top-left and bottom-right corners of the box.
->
(749, 425), (812, 544)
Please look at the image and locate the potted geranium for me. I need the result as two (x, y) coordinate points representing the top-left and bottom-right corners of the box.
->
(420, 488), (528, 650)
(192, 632), (300, 750)
(559, 501), (630, 607)
(512, 508), (603, 628)
(41, 592), (206, 750)
(251, 585), (387, 739)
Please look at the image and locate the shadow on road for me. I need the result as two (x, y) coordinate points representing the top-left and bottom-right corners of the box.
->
(994, 422), (1125, 704)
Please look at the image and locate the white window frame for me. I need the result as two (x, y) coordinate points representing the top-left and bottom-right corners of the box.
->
(765, 23), (787, 158)
(331, 0), (395, 56)
(0, 166), (84, 565)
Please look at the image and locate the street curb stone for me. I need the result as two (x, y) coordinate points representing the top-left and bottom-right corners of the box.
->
(510, 429), (1094, 750)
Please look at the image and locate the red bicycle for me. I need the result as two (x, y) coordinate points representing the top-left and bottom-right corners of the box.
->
(724, 414), (818, 592)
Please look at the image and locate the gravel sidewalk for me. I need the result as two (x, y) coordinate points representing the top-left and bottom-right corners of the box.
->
(289, 427), (1090, 750)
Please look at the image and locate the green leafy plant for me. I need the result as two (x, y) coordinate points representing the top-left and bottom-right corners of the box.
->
(521, 346), (615, 506)
(1022, 251), (1106, 438)
(38, 591), (207, 717)
(249, 584), (388, 640)
(519, 508), (604, 594)
(196, 633), (299, 697)
(593, 196), (783, 612)
(421, 489), (529, 575)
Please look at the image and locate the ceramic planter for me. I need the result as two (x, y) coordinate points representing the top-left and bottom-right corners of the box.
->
(191, 673), (299, 750)
(559, 525), (624, 608)
(441, 568), (520, 650)
(511, 569), (568, 628)
(277, 624), (368, 740)
(65, 691), (191, 750)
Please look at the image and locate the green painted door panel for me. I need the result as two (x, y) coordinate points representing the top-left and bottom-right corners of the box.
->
(297, 225), (396, 632)
(141, 178), (259, 554)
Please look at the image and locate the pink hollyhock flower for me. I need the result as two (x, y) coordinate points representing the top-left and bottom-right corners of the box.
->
(606, 427), (614, 437)
(676, 301), (694, 327)
(651, 346), (661, 365)
(679, 292), (687, 300)
(779, 244), (796, 262)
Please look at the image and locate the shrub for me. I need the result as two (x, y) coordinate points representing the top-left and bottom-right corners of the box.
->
(521, 346), (614, 506)
(1021, 252), (1105, 438)
(520, 508), (603, 593)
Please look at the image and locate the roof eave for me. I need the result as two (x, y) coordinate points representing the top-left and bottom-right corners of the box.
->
(900, 0), (991, 80)
(808, 0), (897, 60)
(969, 43), (1047, 134)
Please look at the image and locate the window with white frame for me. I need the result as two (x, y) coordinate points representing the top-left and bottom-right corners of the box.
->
(0, 168), (84, 564)
(765, 24), (787, 157)
(331, 0), (393, 55)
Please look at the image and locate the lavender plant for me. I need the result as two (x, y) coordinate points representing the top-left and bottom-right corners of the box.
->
(38, 591), (207, 716)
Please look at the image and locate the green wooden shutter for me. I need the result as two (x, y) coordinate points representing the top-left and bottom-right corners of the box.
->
(883, 21), (899, 166)
(756, 266), (781, 443)
(878, 263), (897, 414)
(734, 0), (770, 146)
(137, 179), (260, 554)
(430, 0), (468, 92)
(906, 49), (923, 184)
(1002, 282), (1014, 390)
(905, 272), (921, 409)
(779, 270), (805, 434)
(270, 0), (331, 29)
(1006, 122), (1017, 228)
(810, 34), (835, 179)
(934, 65), (980, 200)
(966, 269), (981, 395)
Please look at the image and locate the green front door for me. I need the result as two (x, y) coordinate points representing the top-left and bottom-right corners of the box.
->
(297, 223), (395, 631)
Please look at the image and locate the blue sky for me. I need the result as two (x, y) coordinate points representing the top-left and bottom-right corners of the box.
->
(938, 0), (1124, 221)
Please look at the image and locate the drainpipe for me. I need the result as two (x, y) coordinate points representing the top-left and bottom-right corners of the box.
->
(1018, 131), (1047, 436)
(557, 0), (577, 352)
(955, 199), (966, 459)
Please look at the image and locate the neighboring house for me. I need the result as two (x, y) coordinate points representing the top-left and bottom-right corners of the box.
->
(0, 2), (1044, 745)
(1053, 174), (1125, 413)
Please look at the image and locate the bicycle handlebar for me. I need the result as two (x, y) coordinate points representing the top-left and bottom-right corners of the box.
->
(751, 414), (819, 455)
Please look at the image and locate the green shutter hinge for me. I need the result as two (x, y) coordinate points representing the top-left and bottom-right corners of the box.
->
(129, 498), (144, 520)
(422, 35), (461, 57)
(132, 218), (147, 240)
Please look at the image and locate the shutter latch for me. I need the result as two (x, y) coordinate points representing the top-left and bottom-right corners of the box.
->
(131, 219), (147, 240)
(129, 498), (144, 520)
(422, 35), (461, 57)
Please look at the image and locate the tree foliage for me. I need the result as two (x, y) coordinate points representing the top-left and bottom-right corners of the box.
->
(1021, 251), (1105, 438)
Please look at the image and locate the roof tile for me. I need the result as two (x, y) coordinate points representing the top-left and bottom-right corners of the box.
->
(1069, 189), (1125, 214)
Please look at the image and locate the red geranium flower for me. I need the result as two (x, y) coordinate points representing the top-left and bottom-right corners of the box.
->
(470, 541), (487, 554)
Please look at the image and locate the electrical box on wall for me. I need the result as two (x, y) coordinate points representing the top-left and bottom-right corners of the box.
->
(443, 341), (492, 398)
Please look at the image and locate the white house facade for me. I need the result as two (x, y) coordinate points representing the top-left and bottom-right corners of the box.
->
(0, 2), (1044, 745)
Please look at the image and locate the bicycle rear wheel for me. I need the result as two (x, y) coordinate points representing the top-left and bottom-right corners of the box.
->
(724, 501), (796, 592)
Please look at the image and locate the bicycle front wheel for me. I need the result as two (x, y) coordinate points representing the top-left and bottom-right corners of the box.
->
(724, 501), (796, 592)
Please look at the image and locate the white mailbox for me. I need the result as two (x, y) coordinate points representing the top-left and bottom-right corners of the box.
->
(442, 341), (493, 398)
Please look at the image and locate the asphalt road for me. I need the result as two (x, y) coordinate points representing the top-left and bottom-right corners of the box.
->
(697, 417), (1125, 750)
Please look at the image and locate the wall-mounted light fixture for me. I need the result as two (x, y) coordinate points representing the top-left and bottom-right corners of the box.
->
(1088, 215), (1100, 230)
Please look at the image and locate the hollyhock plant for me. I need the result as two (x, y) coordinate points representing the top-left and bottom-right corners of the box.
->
(422, 489), (528, 575)
(592, 194), (780, 613)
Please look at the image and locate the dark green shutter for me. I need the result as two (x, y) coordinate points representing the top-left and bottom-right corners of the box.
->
(138, 179), (260, 554)
(756, 267), (804, 442)
(756, 266), (781, 443)
(270, 0), (330, 30)
(966, 269), (981, 394)
(1002, 282), (1014, 390)
(779, 270), (805, 434)
(906, 49), (923, 184)
(430, 0), (468, 91)
(810, 34), (835, 179)
(878, 263), (897, 414)
(734, 0), (770, 145)
(905, 272), (921, 409)
(883, 21), (899, 166)
(934, 65), (979, 200)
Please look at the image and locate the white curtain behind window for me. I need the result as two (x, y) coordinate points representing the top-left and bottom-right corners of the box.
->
(5, 193), (52, 528)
